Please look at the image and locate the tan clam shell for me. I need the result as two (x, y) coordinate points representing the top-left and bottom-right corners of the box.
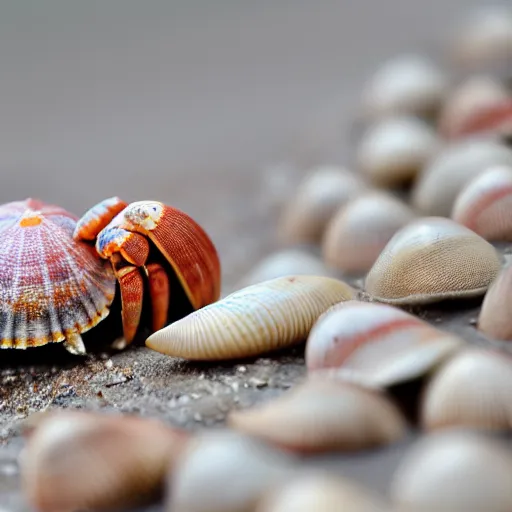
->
(322, 191), (416, 274)
(146, 275), (356, 360)
(421, 349), (512, 431)
(227, 377), (407, 453)
(255, 472), (388, 512)
(452, 165), (512, 241)
(166, 430), (297, 512)
(277, 166), (367, 244)
(365, 217), (502, 305)
(390, 430), (512, 511)
(411, 138), (512, 216)
(360, 54), (448, 119)
(479, 263), (512, 340)
(357, 116), (441, 187)
(19, 411), (188, 512)
(306, 300), (464, 387)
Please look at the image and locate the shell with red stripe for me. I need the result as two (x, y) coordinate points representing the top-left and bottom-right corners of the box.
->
(0, 198), (116, 353)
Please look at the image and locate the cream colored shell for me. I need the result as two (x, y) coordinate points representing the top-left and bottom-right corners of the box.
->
(365, 217), (501, 304)
(411, 138), (512, 216)
(228, 378), (406, 453)
(452, 165), (512, 241)
(357, 116), (440, 187)
(146, 275), (356, 360)
(322, 191), (416, 274)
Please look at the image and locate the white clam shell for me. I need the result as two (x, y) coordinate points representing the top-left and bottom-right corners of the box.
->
(479, 263), (512, 340)
(452, 165), (512, 241)
(390, 430), (512, 511)
(228, 377), (407, 453)
(361, 54), (448, 119)
(411, 138), (512, 216)
(146, 275), (356, 360)
(19, 411), (188, 512)
(306, 300), (464, 387)
(421, 349), (512, 431)
(365, 217), (502, 305)
(322, 191), (416, 274)
(255, 472), (387, 512)
(165, 430), (297, 512)
(357, 116), (441, 187)
(278, 166), (367, 244)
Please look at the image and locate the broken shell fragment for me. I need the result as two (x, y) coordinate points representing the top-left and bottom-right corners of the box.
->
(277, 166), (367, 244)
(322, 191), (416, 274)
(306, 301), (463, 387)
(452, 165), (512, 241)
(228, 378), (407, 453)
(356, 116), (441, 187)
(166, 430), (297, 512)
(421, 349), (512, 431)
(390, 430), (512, 511)
(19, 411), (188, 512)
(365, 217), (501, 305)
(146, 275), (356, 360)
(412, 138), (512, 216)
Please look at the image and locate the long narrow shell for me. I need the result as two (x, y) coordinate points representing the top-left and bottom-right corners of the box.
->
(421, 349), (512, 431)
(228, 378), (407, 453)
(146, 275), (356, 360)
(365, 217), (501, 305)
(166, 430), (297, 512)
(0, 199), (116, 350)
(479, 264), (512, 340)
(390, 430), (512, 511)
(306, 301), (463, 387)
(356, 116), (440, 187)
(277, 166), (367, 245)
(20, 411), (188, 512)
(452, 165), (512, 241)
(322, 192), (416, 274)
(411, 138), (512, 216)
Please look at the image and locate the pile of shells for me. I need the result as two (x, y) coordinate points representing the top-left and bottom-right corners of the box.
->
(17, 5), (512, 512)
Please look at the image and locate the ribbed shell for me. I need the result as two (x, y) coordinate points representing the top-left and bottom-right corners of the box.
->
(365, 217), (501, 305)
(0, 199), (116, 349)
(452, 165), (512, 241)
(145, 275), (356, 360)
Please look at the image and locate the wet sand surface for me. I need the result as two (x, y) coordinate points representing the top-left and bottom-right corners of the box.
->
(0, 1), (508, 510)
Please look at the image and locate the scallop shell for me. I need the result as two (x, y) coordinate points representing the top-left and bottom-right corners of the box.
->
(0, 199), (116, 353)
(479, 263), (512, 340)
(365, 217), (501, 305)
(390, 430), (512, 511)
(20, 411), (188, 512)
(166, 430), (297, 512)
(421, 349), (512, 431)
(360, 54), (448, 119)
(411, 138), (512, 216)
(356, 116), (441, 187)
(277, 166), (367, 245)
(228, 378), (407, 453)
(322, 191), (416, 274)
(452, 165), (512, 241)
(306, 301), (463, 387)
(146, 275), (356, 360)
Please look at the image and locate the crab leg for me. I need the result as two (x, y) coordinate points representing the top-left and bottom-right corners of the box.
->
(145, 262), (170, 332)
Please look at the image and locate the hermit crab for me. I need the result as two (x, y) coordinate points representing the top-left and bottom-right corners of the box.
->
(0, 197), (220, 355)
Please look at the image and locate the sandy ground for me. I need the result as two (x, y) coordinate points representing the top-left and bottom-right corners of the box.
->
(0, 1), (510, 510)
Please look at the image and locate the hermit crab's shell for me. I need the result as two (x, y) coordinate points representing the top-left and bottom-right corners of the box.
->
(0, 199), (116, 349)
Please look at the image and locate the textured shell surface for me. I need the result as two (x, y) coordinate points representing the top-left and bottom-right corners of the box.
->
(452, 165), (512, 241)
(322, 191), (416, 274)
(412, 138), (512, 216)
(146, 275), (356, 360)
(0, 199), (116, 349)
(365, 217), (501, 305)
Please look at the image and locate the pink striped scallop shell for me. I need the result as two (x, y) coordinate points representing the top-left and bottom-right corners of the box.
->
(0, 199), (116, 349)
